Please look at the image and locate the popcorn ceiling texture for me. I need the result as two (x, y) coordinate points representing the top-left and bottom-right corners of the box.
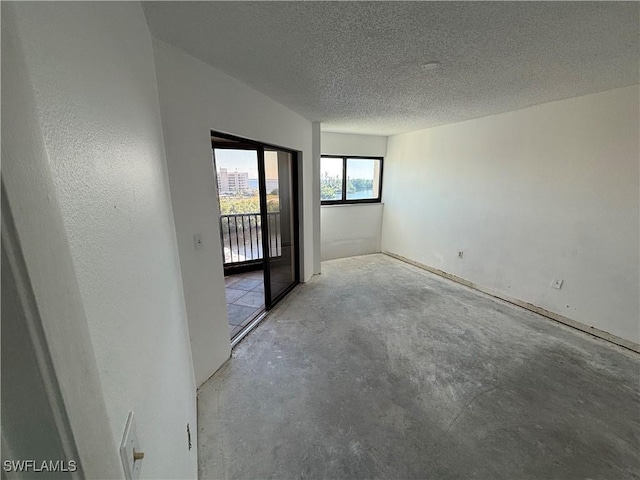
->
(144, 2), (639, 135)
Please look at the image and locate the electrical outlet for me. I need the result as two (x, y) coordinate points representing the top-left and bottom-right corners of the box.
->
(551, 278), (564, 290)
(120, 412), (143, 480)
(194, 233), (203, 250)
(458, 251), (464, 259)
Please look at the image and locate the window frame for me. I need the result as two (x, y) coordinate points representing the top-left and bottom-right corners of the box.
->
(320, 155), (384, 205)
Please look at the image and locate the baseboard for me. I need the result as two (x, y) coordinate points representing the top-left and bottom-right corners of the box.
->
(383, 251), (640, 354)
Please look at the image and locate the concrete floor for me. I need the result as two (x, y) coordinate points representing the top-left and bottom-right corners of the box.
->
(198, 254), (640, 479)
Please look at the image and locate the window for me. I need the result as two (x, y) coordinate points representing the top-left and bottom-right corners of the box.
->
(320, 156), (383, 204)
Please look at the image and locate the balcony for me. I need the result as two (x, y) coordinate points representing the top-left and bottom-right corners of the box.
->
(220, 212), (282, 339)
(220, 212), (282, 266)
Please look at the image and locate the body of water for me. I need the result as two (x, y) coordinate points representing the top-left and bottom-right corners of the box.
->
(348, 189), (375, 200)
(247, 178), (279, 193)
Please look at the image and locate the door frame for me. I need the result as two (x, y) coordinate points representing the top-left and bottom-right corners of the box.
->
(211, 130), (301, 311)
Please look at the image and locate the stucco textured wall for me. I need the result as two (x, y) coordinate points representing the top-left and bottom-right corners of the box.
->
(10, 3), (198, 477)
(153, 38), (318, 385)
(383, 86), (640, 344)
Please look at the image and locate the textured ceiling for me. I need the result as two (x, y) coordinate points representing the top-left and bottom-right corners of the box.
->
(144, 2), (639, 136)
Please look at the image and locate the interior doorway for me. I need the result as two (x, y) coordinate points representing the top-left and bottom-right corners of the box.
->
(212, 132), (300, 343)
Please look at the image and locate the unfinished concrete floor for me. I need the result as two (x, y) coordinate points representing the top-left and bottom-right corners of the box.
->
(198, 254), (640, 479)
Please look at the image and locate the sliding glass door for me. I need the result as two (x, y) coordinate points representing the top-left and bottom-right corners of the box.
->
(213, 131), (300, 341)
(259, 147), (299, 308)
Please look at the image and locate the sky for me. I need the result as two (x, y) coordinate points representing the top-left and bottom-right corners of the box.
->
(214, 149), (259, 178)
(321, 157), (378, 180)
(214, 148), (279, 179)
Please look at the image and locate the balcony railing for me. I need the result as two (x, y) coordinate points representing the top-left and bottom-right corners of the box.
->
(220, 212), (281, 265)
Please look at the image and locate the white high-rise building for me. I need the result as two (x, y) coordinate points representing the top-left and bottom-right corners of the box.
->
(217, 168), (229, 193)
(217, 168), (249, 194)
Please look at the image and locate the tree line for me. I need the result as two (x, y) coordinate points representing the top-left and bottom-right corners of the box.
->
(321, 174), (373, 200)
(219, 194), (280, 215)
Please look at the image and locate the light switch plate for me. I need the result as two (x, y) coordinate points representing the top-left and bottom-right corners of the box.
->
(194, 233), (203, 250)
(120, 412), (143, 480)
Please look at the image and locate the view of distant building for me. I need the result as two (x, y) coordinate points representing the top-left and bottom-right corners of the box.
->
(217, 168), (249, 194)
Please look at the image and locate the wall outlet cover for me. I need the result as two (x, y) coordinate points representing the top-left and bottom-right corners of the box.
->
(551, 279), (564, 290)
(120, 412), (143, 480)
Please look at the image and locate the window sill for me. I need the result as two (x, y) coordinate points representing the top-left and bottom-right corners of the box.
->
(321, 202), (384, 208)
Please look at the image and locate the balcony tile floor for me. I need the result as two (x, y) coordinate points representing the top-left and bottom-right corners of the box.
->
(225, 270), (265, 339)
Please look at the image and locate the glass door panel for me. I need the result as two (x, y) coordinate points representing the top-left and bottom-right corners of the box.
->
(261, 148), (298, 307)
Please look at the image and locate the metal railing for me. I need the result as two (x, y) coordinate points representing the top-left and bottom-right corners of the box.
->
(220, 212), (281, 265)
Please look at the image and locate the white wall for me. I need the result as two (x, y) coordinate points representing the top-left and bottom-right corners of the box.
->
(312, 122), (323, 273)
(3, 6), (122, 475)
(9, 3), (197, 478)
(322, 132), (388, 158)
(321, 204), (384, 261)
(320, 132), (388, 260)
(382, 85), (640, 344)
(152, 38), (320, 385)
